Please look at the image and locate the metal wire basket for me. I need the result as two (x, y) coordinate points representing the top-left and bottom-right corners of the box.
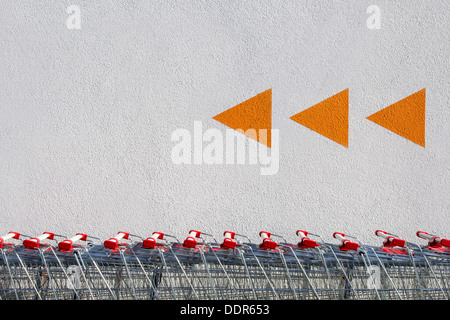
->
(0, 229), (449, 300)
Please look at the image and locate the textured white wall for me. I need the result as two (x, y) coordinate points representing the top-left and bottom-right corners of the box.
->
(0, 1), (448, 245)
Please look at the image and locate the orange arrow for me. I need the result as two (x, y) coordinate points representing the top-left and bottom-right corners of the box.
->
(290, 89), (349, 147)
(212, 89), (272, 147)
(367, 89), (425, 147)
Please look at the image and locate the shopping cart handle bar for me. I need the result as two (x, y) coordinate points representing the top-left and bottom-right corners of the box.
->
(104, 231), (130, 249)
(75, 233), (88, 241)
(189, 230), (202, 238)
(416, 231), (433, 240)
(183, 230), (202, 248)
(0, 232), (21, 248)
(142, 232), (165, 249)
(42, 232), (55, 240)
(259, 231), (271, 238)
(104, 239), (125, 250)
(296, 230), (308, 237)
(296, 230), (319, 248)
(375, 230), (388, 237)
(298, 238), (319, 249)
(417, 231), (450, 248)
(333, 232), (345, 239)
(117, 231), (130, 240)
(58, 233), (88, 251)
(333, 232), (359, 251)
(221, 231), (239, 249)
(223, 231), (236, 239)
(387, 237), (405, 247)
(340, 240), (359, 251)
(0, 232), (20, 242)
(221, 238), (238, 250)
(183, 237), (197, 248)
(260, 238), (278, 250)
(23, 232), (56, 249)
(375, 230), (405, 248)
(259, 231), (278, 250)
(153, 232), (165, 239)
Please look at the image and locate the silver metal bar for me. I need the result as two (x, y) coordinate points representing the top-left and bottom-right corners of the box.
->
(369, 247), (403, 300)
(237, 248), (257, 299)
(206, 244), (241, 299)
(168, 246), (199, 299)
(49, 247), (80, 300)
(38, 248), (58, 300)
(119, 249), (138, 300)
(158, 247), (177, 300)
(198, 247), (218, 300)
(242, 244), (280, 300)
(129, 247), (161, 300)
(0, 249), (19, 300)
(74, 250), (95, 300)
(85, 250), (118, 300)
(324, 244), (360, 300)
(281, 245), (320, 300)
(13, 250), (42, 300)
(277, 248), (298, 300)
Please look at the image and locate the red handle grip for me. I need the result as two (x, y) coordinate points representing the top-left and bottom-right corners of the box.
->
(296, 230), (318, 249)
(183, 230), (202, 248)
(58, 233), (88, 251)
(375, 230), (405, 248)
(143, 232), (165, 249)
(259, 231), (277, 250)
(104, 231), (130, 249)
(220, 231), (238, 250)
(441, 239), (450, 247)
(333, 232), (359, 251)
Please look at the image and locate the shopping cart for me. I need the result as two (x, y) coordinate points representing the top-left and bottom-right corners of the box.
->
(0, 229), (449, 300)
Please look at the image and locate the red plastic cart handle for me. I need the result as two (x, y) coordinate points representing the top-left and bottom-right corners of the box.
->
(23, 232), (55, 249)
(58, 233), (88, 251)
(296, 230), (319, 249)
(143, 232), (165, 249)
(183, 230), (202, 248)
(375, 230), (406, 248)
(259, 231), (278, 250)
(104, 231), (130, 250)
(417, 231), (450, 248)
(220, 231), (237, 250)
(0, 232), (20, 248)
(333, 232), (359, 251)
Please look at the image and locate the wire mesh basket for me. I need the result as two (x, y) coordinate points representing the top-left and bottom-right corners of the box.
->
(0, 229), (449, 300)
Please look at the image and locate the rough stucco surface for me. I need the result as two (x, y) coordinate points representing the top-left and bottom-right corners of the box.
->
(0, 1), (448, 245)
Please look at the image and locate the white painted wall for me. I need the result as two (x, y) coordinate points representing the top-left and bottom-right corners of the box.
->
(0, 1), (448, 245)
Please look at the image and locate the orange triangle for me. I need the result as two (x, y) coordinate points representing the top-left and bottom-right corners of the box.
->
(290, 89), (349, 147)
(212, 89), (272, 148)
(367, 89), (426, 147)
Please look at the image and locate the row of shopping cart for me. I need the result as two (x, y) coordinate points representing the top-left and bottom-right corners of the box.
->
(0, 228), (449, 300)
